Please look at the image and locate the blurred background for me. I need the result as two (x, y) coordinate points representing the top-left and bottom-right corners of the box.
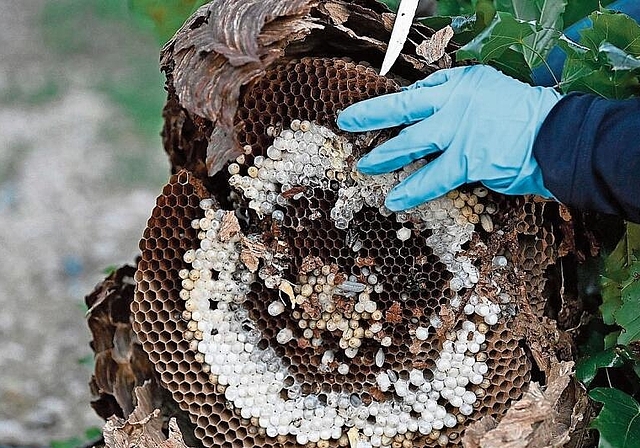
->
(0, 1), (205, 446)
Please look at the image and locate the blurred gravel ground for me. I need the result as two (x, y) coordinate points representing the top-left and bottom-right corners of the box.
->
(0, 0), (169, 445)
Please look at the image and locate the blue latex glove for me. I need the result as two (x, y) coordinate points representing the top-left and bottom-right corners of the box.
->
(336, 65), (562, 211)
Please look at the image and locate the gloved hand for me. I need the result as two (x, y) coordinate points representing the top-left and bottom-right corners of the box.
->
(337, 65), (563, 211)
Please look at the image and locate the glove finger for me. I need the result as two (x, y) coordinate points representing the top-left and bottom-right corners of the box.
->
(384, 151), (465, 211)
(402, 66), (470, 91)
(357, 112), (451, 175)
(336, 82), (453, 132)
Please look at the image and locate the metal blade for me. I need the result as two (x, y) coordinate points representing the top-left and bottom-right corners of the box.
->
(380, 0), (419, 76)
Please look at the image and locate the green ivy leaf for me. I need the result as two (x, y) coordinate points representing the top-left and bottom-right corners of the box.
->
(494, 0), (567, 67)
(457, 12), (536, 63)
(471, 0), (566, 69)
(456, 1), (563, 78)
(560, 10), (640, 98)
(436, 0), (475, 17)
(599, 42), (640, 71)
(576, 346), (632, 387)
(600, 223), (640, 344)
(495, 0), (565, 28)
(581, 9), (640, 57)
(488, 47), (533, 82)
(473, 0), (496, 30)
(589, 387), (640, 448)
(604, 330), (621, 350)
(565, 65), (640, 98)
(601, 279), (623, 326)
(563, 0), (616, 28)
(524, 0), (566, 68)
(607, 222), (640, 281)
(615, 266), (640, 345)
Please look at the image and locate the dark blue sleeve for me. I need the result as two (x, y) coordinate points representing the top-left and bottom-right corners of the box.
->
(532, 92), (640, 223)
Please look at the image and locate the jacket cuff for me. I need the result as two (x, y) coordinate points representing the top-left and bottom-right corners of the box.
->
(533, 92), (640, 222)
